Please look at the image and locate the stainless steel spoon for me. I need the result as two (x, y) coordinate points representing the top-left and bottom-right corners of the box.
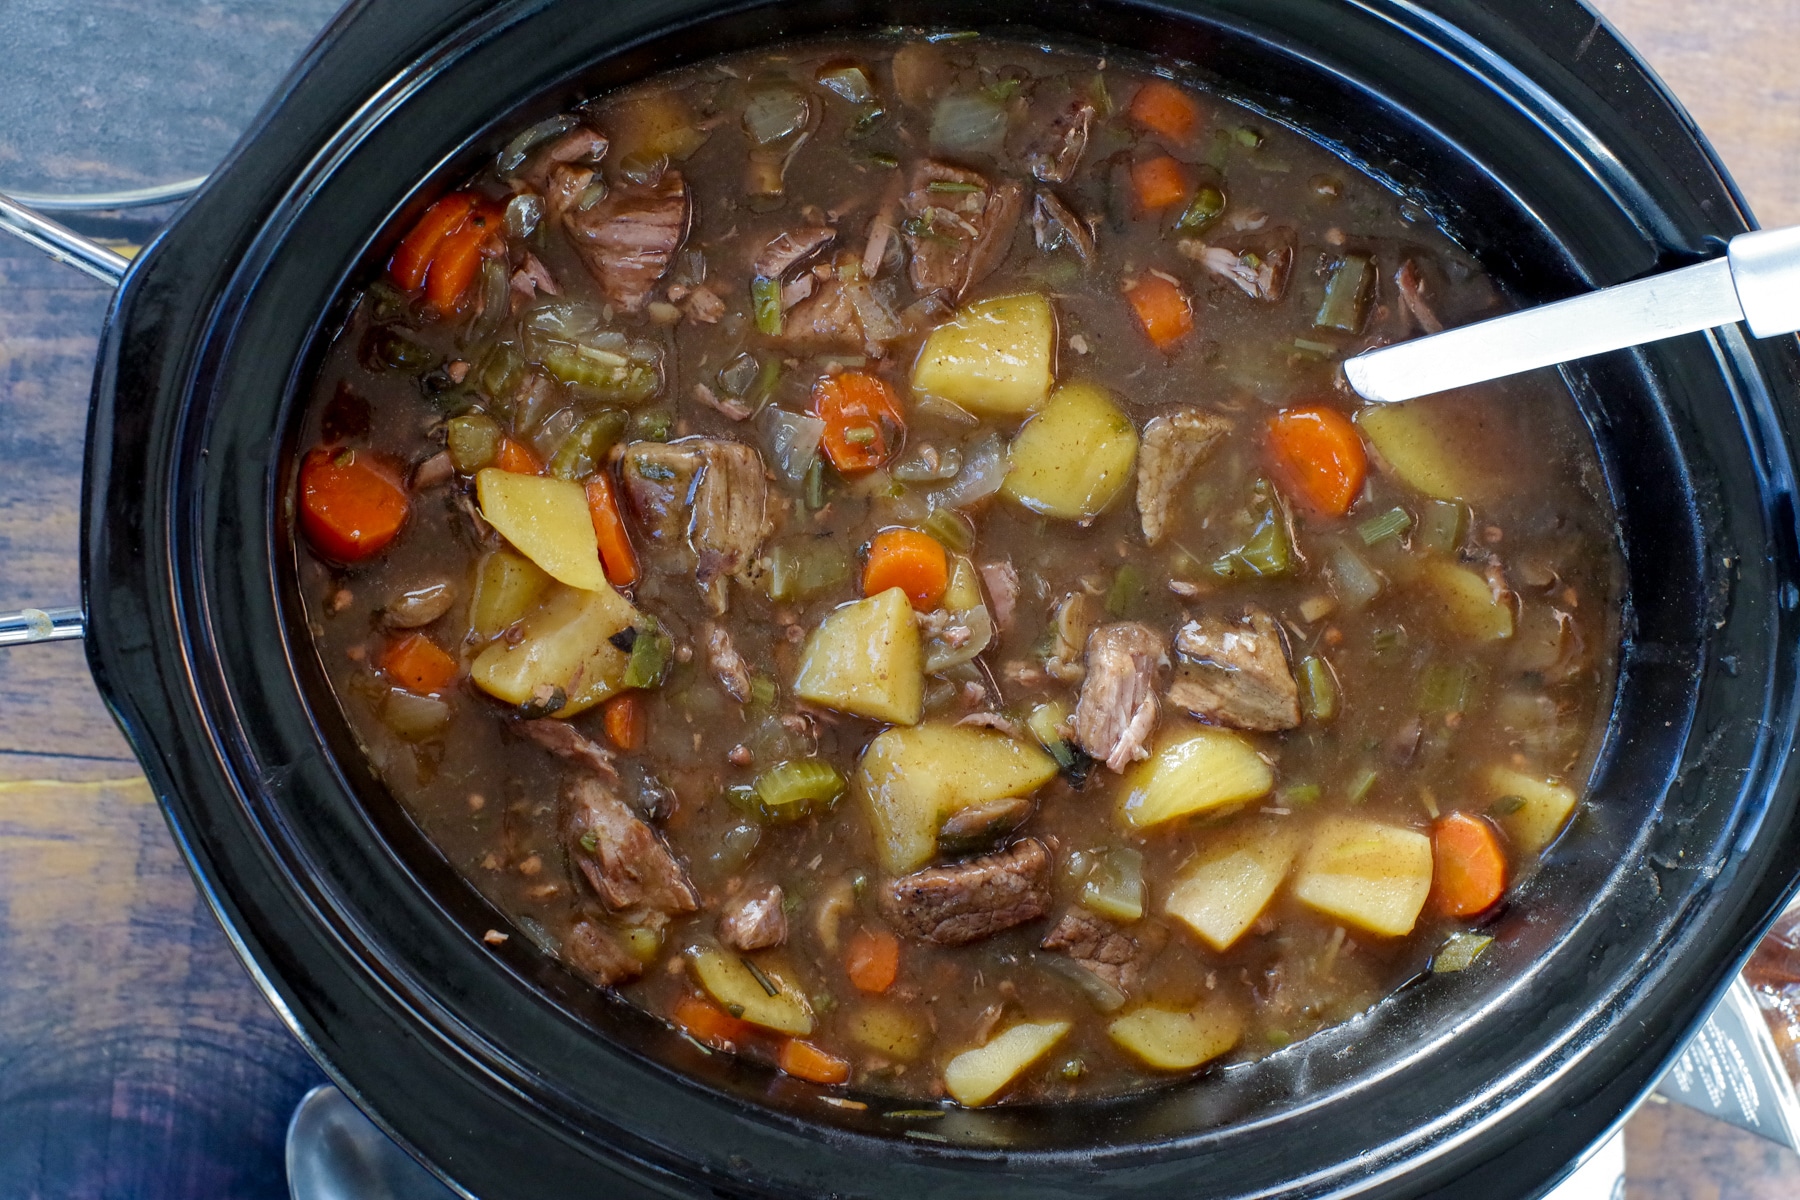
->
(1345, 225), (1800, 403)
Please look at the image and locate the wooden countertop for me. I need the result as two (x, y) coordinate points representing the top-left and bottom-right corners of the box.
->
(0, 2), (1795, 1195)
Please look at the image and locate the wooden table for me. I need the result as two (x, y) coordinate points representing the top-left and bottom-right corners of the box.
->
(0, 2), (1796, 1196)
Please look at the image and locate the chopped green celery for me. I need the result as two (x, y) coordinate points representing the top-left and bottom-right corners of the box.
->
(752, 276), (783, 336)
(1315, 254), (1373, 332)
(862, 151), (900, 169)
(362, 325), (438, 373)
(1344, 765), (1379, 805)
(621, 618), (672, 689)
(364, 280), (412, 322)
(1212, 481), (1294, 579)
(550, 410), (628, 480)
(844, 425), (878, 446)
(1357, 505), (1413, 547)
(922, 507), (975, 554)
(928, 180), (982, 193)
(446, 413), (502, 473)
(1370, 626), (1407, 654)
(1080, 848), (1145, 922)
(1419, 661), (1480, 714)
(1298, 656), (1338, 722)
(804, 457), (827, 511)
(1418, 500), (1469, 555)
(767, 539), (853, 602)
(631, 409), (674, 442)
(984, 77), (1022, 103)
(1432, 931), (1494, 973)
(749, 676), (778, 709)
(1088, 73), (1113, 117)
(537, 340), (660, 404)
(1278, 782), (1322, 807)
(1233, 126), (1264, 149)
(1293, 337), (1337, 356)
(752, 758), (845, 821)
(748, 357), (783, 410)
(1106, 563), (1148, 618)
(1175, 185), (1226, 231)
(477, 343), (526, 405)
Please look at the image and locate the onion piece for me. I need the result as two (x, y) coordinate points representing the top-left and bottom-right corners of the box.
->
(930, 93), (1008, 155)
(924, 604), (994, 673)
(929, 434), (1007, 509)
(496, 114), (578, 176)
(759, 406), (827, 486)
(743, 88), (813, 145)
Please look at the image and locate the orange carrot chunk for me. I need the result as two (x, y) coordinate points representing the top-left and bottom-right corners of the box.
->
(1131, 155), (1188, 211)
(778, 1038), (851, 1086)
(379, 632), (459, 695)
(1125, 273), (1194, 352)
(298, 446), (410, 563)
(845, 927), (901, 994)
(388, 193), (476, 291)
(495, 436), (545, 475)
(1129, 79), (1201, 142)
(1266, 405), (1368, 516)
(1430, 812), (1508, 917)
(673, 994), (752, 1049)
(862, 529), (949, 612)
(586, 473), (640, 587)
(603, 693), (645, 752)
(812, 371), (906, 475)
(425, 206), (499, 312)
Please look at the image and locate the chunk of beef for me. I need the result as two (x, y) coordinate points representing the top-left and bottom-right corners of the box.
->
(1028, 100), (1095, 184)
(755, 225), (835, 280)
(936, 794), (1033, 853)
(901, 161), (1025, 300)
(542, 163), (596, 217)
(880, 838), (1053, 946)
(511, 252), (561, 303)
(1031, 190), (1095, 263)
(563, 918), (643, 988)
(1136, 407), (1232, 545)
(773, 275), (862, 352)
(619, 442), (704, 544)
(1040, 909), (1165, 996)
(1044, 591), (1098, 683)
(1179, 229), (1296, 302)
(1166, 608), (1300, 732)
(618, 438), (771, 612)
(564, 170), (690, 312)
(705, 621), (752, 702)
(1075, 623), (1167, 772)
(382, 578), (455, 627)
(522, 126), (609, 192)
(561, 775), (699, 928)
(979, 560), (1019, 632)
(1396, 259), (1444, 334)
(518, 716), (618, 779)
(718, 882), (788, 951)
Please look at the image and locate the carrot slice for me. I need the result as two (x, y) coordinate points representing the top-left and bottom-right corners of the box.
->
(862, 529), (949, 611)
(298, 446), (409, 563)
(586, 473), (639, 586)
(778, 1038), (851, 1085)
(603, 693), (644, 752)
(1430, 812), (1508, 917)
(379, 632), (459, 695)
(1129, 79), (1201, 142)
(673, 994), (752, 1049)
(389, 193), (476, 291)
(1267, 405), (1368, 516)
(1125, 273), (1194, 352)
(1131, 155), (1188, 211)
(845, 927), (900, 994)
(425, 206), (500, 312)
(495, 436), (545, 475)
(812, 371), (906, 475)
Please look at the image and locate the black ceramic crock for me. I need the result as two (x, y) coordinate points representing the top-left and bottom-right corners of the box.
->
(80, 0), (1800, 1195)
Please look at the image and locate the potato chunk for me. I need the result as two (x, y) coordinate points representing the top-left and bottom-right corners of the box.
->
(1165, 821), (1301, 951)
(1002, 383), (1139, 520)
(943, 1020), (1070, 1107)
(1486, 765), (1578, 856)
(469, 548), (551, 640)
(469, 583), (639, 716)
(1357, 401), (1480, 502)
(793, 587), (924, 725)
(1420, 560), (1513, 640)
(1291, 816), (1434, 937)
(1108, 1001), (1243, 1071)
(910, 293), (1055, 417)
(856, 723), (1059, 874)
(848, 1002), (931, 1061)
(476, 469), (607, 591)
(688, 947), (814, 1035)
(1120, 726), (1274, 830)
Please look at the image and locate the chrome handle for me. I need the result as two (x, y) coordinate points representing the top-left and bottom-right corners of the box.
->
(0, 190), (131, 288)
(0, 607), (85, 646)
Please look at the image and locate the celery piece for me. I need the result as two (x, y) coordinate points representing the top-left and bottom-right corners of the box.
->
(1080, 848), (1145, 922)
(1315, 254), (1373, 333)
(752, 276), (783, 336)
(550, 410), (628, 480)
(632, 409), (674, 443)
(1175, 185), (1226, 232)
(446, 413), (502, 474)
(622, 619), (672, 689)
(752, 758), (846, 821)
(1357, 506), (1413, 547)
(1106, 563), (1148, 618)
(749, 675), (778, 709)
(1418, 661), (1480, 714)
(1213, 481), (1294, 579)
(1344, 765), (1379, 805)
(1370, 626), (1407, 654)
(362, 325), (438, 373)
(1417, 499), (1469, 555)
(478, 343), (526, 402)
(1432, 931), (1494, 974)
(748, 356), (783, 410)
(767, 539), (854, 602)
(1233, 126), (1264, 149)
(922, 507), (975, 554)
(804, 457), (827, 511)
(1298, 656), (1338, 722)
(537, 339), (661, 404)
(1293, 337), (1337, 357)
(1278, 782), (1322, 807)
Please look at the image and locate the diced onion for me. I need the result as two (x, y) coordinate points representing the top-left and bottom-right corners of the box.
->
(930, 93), (1008, 155)
(929, 434), (1007, 509)
(496, 114), (577, 175)
(760, 406), (827, 486)
(743, 88), (813, 145)
(924, 604), (993, 673)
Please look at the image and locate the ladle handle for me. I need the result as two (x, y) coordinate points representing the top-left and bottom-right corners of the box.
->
(0, 191), (130, 288)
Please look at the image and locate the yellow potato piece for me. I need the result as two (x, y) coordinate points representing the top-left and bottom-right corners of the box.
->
(793, 587), (924, 725)
(1165, 822), (1302, 951)
(1108, 1001), (1243, 1071)
(1357, 401), (1480, 501)
(1420, 559), (1514, 640)
(469, 583), (639, 716)
(1002, 383), (1139, 520)
(1486, 765), (1579, 856)
(910, 293), (1056, 417)
(856, 723), (1059, 874)
(468, 548), (551, 640)
(688, 947), (814, 1035)
(1120, 726), (1274, 830)
(1291, 816), (1434, 938)
(848, 1002), (931, 1061)
(476, 469), (607, 591)
(944, 1020), (1071, 1107)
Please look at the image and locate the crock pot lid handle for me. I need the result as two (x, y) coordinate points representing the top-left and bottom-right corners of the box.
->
(0, 191), (130, 288)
